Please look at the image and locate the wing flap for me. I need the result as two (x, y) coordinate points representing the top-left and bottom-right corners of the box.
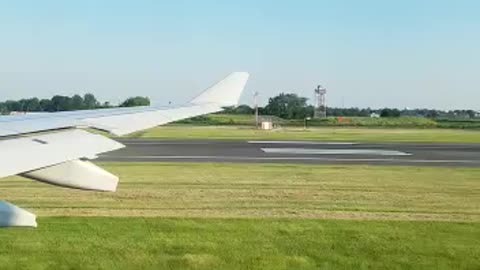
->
(0, 130), (124, 178)
(22, 160), (119, 192)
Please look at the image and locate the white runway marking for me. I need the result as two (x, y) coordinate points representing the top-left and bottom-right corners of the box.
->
(101, 155), (479, 164)
(261, 148), (411, 156)
(248, 141), (356, 145)
(120, 141), (220, 145)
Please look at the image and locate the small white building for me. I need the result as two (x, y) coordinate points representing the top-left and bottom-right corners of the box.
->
(9, 111), (27, 116)
(261, 121), (273, 130)
(370, 113), (380, 118)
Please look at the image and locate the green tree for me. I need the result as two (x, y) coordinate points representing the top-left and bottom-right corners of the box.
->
(120, 96), (150, 107)
(222, 105), (254, 115)
(83, 93), (99, 109)
(466, 110), (476, 119)
(0, 103), (7, 114)
(71, 95), (84, 110)
(51, 95), (73, 111)
(380, 108), (401, 117)
(264, 93), (311, 119)
(22, 98), (41, 111)
(39, 99), (53, 112)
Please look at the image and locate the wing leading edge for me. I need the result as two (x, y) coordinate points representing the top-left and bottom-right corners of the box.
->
(0, 72), (250, 227)
(0, 72), (249, 137)
(82, 72), (249, 136)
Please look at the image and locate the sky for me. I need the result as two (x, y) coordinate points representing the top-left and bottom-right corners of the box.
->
(0, 0), (479, 110)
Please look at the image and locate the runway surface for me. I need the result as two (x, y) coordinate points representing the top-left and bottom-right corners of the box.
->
(98, 139), (480, 167)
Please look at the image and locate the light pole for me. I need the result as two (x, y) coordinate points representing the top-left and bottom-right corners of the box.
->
(253, 91), (259, 128)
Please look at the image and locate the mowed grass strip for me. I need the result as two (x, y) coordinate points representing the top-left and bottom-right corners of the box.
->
(1, 218), (479, 270)
(2, 163), (479, 221)
(130, 125), (480, 144)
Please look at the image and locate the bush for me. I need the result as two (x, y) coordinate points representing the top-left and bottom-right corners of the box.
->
(436, 119), (480, 129)
(174, 115), (441, 128)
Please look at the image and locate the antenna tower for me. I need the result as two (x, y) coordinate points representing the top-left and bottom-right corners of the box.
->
(314, 85), (327, 118)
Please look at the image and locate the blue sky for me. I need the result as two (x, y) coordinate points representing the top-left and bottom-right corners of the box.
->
(0, 0), (479, 109)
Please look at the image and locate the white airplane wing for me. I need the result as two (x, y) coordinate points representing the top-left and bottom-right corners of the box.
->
(0, 72), (249, 227)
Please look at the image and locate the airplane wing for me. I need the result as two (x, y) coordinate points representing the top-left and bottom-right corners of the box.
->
(0, 72), (249, 227)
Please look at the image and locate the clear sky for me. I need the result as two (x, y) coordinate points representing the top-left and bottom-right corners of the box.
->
(0, 0), (479, 109)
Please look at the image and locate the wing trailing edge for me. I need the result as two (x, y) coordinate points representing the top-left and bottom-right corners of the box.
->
(0, 129), (124, 179)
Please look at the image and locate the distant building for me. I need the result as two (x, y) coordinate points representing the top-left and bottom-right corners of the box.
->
(9, 111), (27, 116)
(258, 116), (274, 130)
(370, 113), (380, 118)
(261, 121), (273, 130)
(9, 111), (45, 116)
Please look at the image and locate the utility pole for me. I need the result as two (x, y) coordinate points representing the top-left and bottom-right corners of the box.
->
(253, 91), (259, 128)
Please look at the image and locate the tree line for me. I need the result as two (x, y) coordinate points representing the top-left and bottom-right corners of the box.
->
(0, 94), (150, 114)
(2, 92), (477, 120)
(223, 93), (478, 120)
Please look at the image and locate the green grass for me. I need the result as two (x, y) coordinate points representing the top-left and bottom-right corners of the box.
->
(176, 114), (480, 129)
(2, 163), (479, 221)
(179, 114), (441, 127)
(177, 114), (257, 125)
(130, 125), (480, 143)
(305, 116), (438, 128)
(1, 218), (478, 270)
(1, 163), (479, 269)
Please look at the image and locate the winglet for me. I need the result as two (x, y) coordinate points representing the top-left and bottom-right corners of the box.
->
(190, 72), (250, 106)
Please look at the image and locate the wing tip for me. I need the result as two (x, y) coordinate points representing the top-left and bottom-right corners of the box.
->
(191, 71), (250, 106)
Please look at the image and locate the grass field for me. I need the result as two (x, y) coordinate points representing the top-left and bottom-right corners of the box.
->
(2, 218), (478, 270)
(176, 114), (480, 129)
(1, 163), (479, 269)
(130, 125), (480, 144)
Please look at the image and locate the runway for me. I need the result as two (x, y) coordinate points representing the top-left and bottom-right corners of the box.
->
(98, 139), (480, 167)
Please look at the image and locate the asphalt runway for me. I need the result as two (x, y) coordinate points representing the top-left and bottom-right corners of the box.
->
(98, 139), (480, 167)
